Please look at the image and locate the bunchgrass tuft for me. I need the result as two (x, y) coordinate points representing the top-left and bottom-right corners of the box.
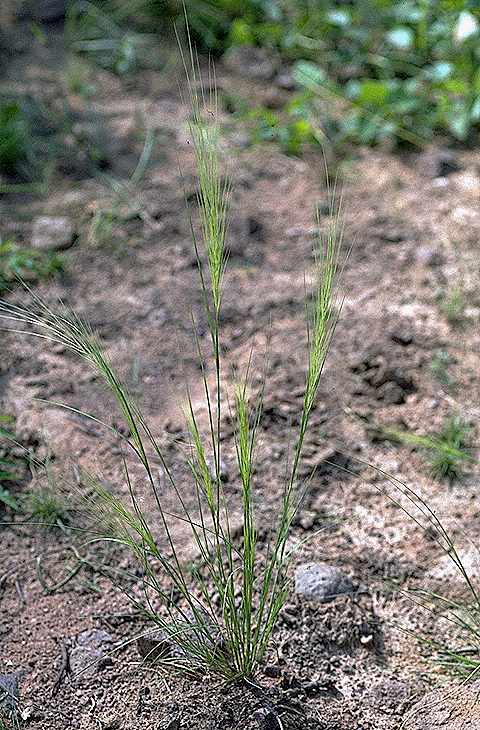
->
(0, 54), (344, 679)
(23, 474), (70, 528)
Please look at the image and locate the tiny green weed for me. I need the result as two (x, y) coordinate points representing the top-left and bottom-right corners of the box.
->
(440, 286), (466, 328)
(23, 481), (70, 528)
(65, 56), (96, 97)
(381, 415), (473, 483)
(430, 350), (455, 389)
(0, 239), (63, 294)
(0, 414), (21, 510)
(0, 100), (31, 176)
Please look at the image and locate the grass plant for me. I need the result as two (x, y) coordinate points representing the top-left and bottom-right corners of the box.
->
(0, 239), (63, 294)
(0, 56), (344, 679)
(23, 477), (70, 529)
(380, 415), (473, 483)
(371, 463), (480, 680)
(440, 286), (466, 328)
(0, 414), (21, 510)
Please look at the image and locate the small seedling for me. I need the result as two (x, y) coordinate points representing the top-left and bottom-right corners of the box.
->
(23, 481), (69, 528)
(430, 349), (455, 389)
(0, 100), (31, 176)
(381, 415), (473, 482)
(65, 56), (96, 97)
(374, 461), (480, 679)
(440, 286), (466, 327)
(87, 208), (115, 246)
(0, 239), (63, 294)
(429, 416), (473, 482)
(0, 414), (21, 510)
(65, 2), (155, 75)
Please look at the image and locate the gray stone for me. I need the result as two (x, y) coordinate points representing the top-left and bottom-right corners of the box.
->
(415, 245), (444, 267)
(223, 46), (279, 81)
(403, 682), (480, 728)
(295, 562), (355, 603)
(365, 677), (413, 712)
(0, 673), (19, 713)
(69, 646), (104, 677)
(137, 610), (224, 663)
(31, 216), (75, 251)
(426, 546), (480, 599)
(33, 0), (66, 20)
(417, 148), (460, 178)
(76, 629), (112, 648)
(70, 628), (113, 677)
(253, 707), (277, 729)
(275, 71), (296, 90)
(137, 628), (183, 662)
(206, 457), (230, 483)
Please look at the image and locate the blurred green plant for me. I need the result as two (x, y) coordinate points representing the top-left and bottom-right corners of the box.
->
(0, 414), (21, 510)
(65, 56), (96, 97)
(440, 285), (467, 327)
(0, 101), (31, 175)
(0, 239), (63, 294)
(84, 1), (480, 147)
(0, 92), (110, 190)
(430, 349), (456, 388)
(66, 1), (157, 75)
(23, 478), (70, 528)
(382, 415), (473, 482)
(247, 102), (320, 156)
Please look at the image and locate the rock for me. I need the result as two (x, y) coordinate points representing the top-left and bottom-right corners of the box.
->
(417, 148), (460, 178)
(404, 682), (480, 728)
(31, 216), (75, 251)
(70, 629), (113, 677)
(390, 329), (414, 346)
(223, 46), (280, 81)
(137, 628), (183, 662)
(206, 457), (229, 483)
(426, 546), (480, 598)
(456, 171), (480, 193)
(22, 0), (66, 21)
(163, 719), (180, 730)
(295, 562), (355, 603)
(364, 677), (413, 713)
(378, 381), (406, 405)
(253, 707), (278, 730)
(0, 673), (19, 714)
(275, 70), (296, 90)
(263, 664), (281, 678)
(286, 225), (316, 239)
(415, 245), (444, 267)
(227, 216), (265, 261)
(137, 611), (224, 663)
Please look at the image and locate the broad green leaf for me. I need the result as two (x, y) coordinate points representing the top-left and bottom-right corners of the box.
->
(292, 61), (327, 90)
(356, 80), (390, 106)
